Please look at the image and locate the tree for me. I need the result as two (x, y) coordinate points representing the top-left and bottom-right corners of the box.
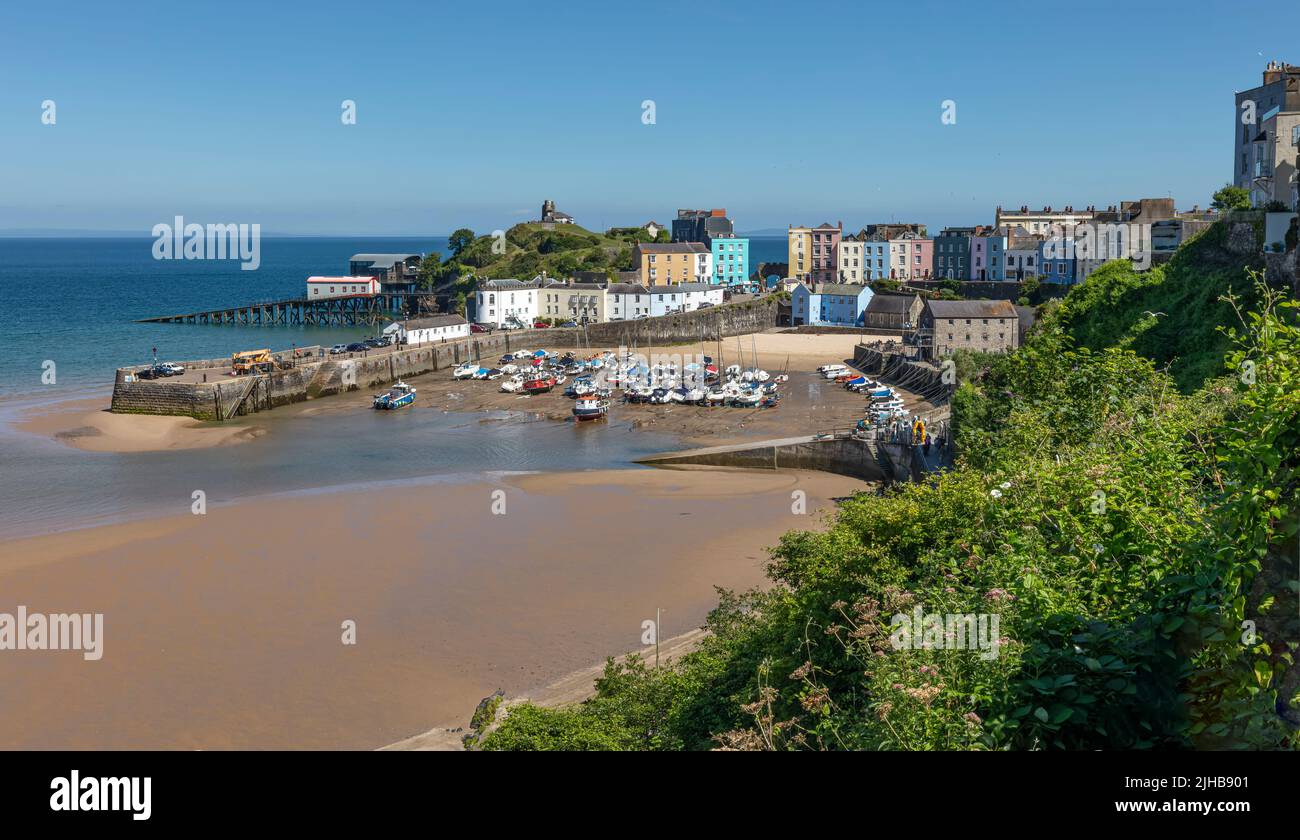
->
(1211, 184), (1250, 212)
(448, 228), (477, 256)
(417, 252), (443, 290)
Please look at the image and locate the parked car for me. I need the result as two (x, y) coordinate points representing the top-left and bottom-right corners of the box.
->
(533, 321), (551, 329)
(698, 302), (714, 309)
(329, 344), (348, 355)
(158, 362), (185, 376)
(560, 320), (578, 328)
(363, 338), (384, 348)
(470, 323), (491, 334)
(345, 342), (368, 352)
(136, 366), (161, 380)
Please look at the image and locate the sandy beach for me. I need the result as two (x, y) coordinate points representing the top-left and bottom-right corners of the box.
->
(0, 466), (866, 749)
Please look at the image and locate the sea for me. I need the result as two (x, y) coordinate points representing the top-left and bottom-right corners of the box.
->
(0, 236), (797, 538)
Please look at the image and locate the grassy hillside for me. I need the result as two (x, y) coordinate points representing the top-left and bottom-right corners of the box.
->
(1050, 220), (1267, 391)
(475, 222), (1299, 751)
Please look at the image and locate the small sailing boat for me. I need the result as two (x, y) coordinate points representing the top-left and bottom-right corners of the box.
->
(373, 380), (416, 409)
(453, 362), (479, 380)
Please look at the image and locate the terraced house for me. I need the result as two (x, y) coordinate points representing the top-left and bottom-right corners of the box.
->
(861, 232), (891, 281)
(540, 279), (608, 324)
(933, 226), (979, 279)
(789, 222), (842, 284)
(474, 277), (540, 328)
(971, 230), (1006, 281)
(837, 233), (866, 283)
(889, 232), (933, 280)
(710, 234), (750, 287)
(1005, 234), (1043, 280)
(634, 242), (712, 285)
(787, 224), (812, 282)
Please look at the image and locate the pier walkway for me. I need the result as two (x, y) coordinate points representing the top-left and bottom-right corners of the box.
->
(137, 293), (434, 326)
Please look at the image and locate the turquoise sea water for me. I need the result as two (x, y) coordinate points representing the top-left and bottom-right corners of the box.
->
(0, 236), (448, 400)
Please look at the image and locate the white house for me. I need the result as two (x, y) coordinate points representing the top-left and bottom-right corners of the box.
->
(474, 277), (540, 328)
(647, 282), (724, 316)
(384, 314), (469, 344)
(307, 276), (380, 299)
(607, 283), (652, 320)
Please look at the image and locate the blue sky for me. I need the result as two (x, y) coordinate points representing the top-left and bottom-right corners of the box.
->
(0, 0), (1290, 235)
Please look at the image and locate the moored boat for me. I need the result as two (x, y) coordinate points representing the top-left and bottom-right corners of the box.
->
(373, 381), (416, 409)
(522, 374), (557, 394)
(572, 396), (610, 421)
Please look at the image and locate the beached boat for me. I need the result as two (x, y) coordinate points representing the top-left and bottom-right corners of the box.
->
(572, 396), (610, 421)
(453, 362), (479, 380)
(373, 381), (416, 409)
(522, 375), (557, 395)
(500, 374), (526, 393)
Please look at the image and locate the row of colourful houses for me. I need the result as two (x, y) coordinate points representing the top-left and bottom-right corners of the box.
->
(787, 199), (1216, 296)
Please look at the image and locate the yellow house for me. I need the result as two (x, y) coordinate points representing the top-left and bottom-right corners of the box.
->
(787, 226), (812, 282)
(634, 242), (712, 286)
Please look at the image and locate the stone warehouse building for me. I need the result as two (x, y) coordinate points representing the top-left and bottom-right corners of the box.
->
(918, 299), (1019, 360)
(862, 293), (924, 331)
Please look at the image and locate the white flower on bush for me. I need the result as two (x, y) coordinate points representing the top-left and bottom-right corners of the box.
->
(990, 488), (1003, 499)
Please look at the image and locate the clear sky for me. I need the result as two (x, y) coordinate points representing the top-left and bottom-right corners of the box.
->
(0, 0), (1290, 235)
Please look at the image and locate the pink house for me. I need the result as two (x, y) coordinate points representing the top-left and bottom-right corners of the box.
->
(811, 221), (842, 284)
(889, 234), (933, 280)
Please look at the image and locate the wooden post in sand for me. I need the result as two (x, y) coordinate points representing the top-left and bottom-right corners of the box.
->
(656, 607), (661, 669)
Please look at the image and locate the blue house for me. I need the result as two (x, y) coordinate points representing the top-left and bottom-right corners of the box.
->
(863, 239), (890, 281)
(791, 282), (875, 327)
(1037, 239), (1078, 284)
(709, 235), (749, 287)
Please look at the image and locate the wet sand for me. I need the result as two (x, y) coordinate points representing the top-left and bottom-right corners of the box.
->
(0, 467), (866, 749)
(15, 396), (268, 452)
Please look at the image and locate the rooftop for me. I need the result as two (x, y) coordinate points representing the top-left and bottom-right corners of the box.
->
(926, 299), (1019, 319)
(806, 283), (870, 296)
(637, 242), (710, 254)
(405, 314), (467, 329)
(864, 294), (920, 313)
(607, 283), (652, 295)
(349, 253), (420, 264)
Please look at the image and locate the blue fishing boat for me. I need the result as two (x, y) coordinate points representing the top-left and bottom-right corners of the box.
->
(373, 381), (417, 409)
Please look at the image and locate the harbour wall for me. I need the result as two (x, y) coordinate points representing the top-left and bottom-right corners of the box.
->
(852, 345), (953, 403)
(110, 297), (781, 420)
(635, 435), (927, 484)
